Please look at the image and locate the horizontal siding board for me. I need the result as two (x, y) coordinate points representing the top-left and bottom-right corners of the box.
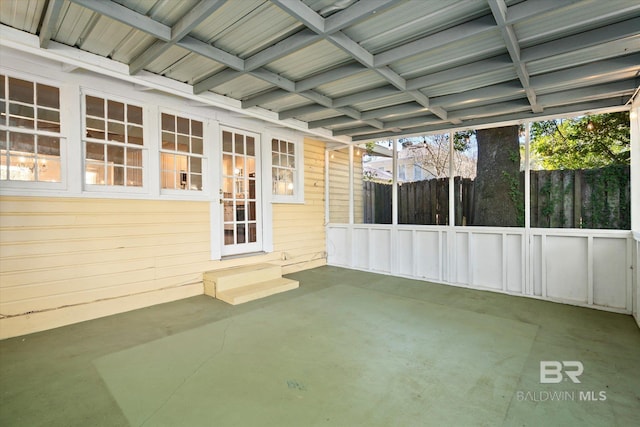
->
(0, 242), (211, 273)
(0, 137), (328, 337)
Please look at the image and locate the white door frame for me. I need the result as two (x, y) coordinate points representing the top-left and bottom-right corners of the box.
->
(219, 125), (263, 256)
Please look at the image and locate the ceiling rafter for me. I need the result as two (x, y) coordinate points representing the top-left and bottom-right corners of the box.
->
(21, 0), (637, 142)
(488, 0), (542, 113)
(39, 0), (64, 48)
(269, 0), (450, 126)
(128, 0), (227, 74)
(350, 99), (628, 142)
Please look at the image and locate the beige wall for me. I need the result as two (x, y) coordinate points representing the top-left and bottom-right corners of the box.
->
(0, 138), (326, 339)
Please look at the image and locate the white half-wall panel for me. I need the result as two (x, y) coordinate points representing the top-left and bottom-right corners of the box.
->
(454, 232), (469, 285)
(327, 224), (632, 314)
(396, 230), (414, 276)
(370, 229), (391, 273)
(472, 233), (503, 290)
(592, 237), (628, 309)
(531, 235), (543, 297)
(415, 230), (441, 281)
(327, 226), (349, 267)
(506, 234), (524, 293)
(353, 228), (370, 270)
(544, 235), (588, 303)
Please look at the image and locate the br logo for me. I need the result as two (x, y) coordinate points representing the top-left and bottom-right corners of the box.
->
(540, 361), (584, 384)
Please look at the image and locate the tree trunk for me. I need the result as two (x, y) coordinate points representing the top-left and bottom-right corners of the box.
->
(472, 125), (522, 226)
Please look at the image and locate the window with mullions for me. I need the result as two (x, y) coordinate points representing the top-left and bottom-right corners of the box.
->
(0, 75), (62, 182)
(271, 138), (296, 197)
(84, 95), (144, 187)
(160, 113), (203, 191)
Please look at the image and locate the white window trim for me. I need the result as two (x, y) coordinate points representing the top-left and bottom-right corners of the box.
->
(80, 89), (149, 195)
(269, 133), (304, 204)
(158, 108), (210, 197)
(0, 70), (67, 191)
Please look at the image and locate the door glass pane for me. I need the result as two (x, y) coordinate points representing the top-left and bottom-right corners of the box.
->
(246, 137), (255, 156)
(236, 201), (245, 221)
(235, 133), (244, 154)
(236, 224), (246, 244)
(224, 224), (234, 245)
(222, 131), (232, 152)
(249, 223), (257, 243)
(224, 201), (234, 222)
(222, 154), (232, 176)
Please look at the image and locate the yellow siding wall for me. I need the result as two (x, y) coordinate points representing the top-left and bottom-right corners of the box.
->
(274, 138), (327, 274)
(328, 148), (350, 223)
(328, 147), (363, 224)
(354, 152), (364, 224)
(0, 138), (326, 339)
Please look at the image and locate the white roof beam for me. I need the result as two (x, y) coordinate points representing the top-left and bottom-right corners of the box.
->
(374, 15), (496, 67)
(488, 0), (541, 112)
(177, 36), (244, 70)
(129, 0), (227, 74)
(350, 99), (627, 142)
(39, 0), (64, 48)
(279, 104), (327, 120)
(242, 89), (291, 108)
(272, 0), (450, 123)
(69, 0), (171, 41)
(431, 82), (524, 108)
(270, 0), (325, 33)
(517, 3), (640, 46)
(537, 80), (638, 107)
(506, 0), (582, 25)
(522, 17), (640, 63)
(245, 29), (320, 71)
(296, 64), (365, 92)
(361, 103), (426, 120)
(531, 54), (640, 90)
(309, 116), (358, 129)
(324, 0), (402, 33)
(407, 54), (512, 90)
(333, 86), (399, 108)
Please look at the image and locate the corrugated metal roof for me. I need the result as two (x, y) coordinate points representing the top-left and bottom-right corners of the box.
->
(1, 0), (637, 142)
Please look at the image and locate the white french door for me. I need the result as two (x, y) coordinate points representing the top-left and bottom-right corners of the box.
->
(220, 127), (262, 256)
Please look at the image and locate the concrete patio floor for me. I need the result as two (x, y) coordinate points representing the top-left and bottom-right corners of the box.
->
(1, 266), (639, 426)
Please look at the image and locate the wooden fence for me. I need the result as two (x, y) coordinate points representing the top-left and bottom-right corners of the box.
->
(363, 165), (630, 229)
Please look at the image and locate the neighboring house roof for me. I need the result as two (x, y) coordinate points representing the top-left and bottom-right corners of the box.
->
(0, 0), (638, 142)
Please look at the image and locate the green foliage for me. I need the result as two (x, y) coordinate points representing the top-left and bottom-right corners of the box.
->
(501, 170), (524, 227)
(453, 131), (472, 151)
(531, 112), (630, 169)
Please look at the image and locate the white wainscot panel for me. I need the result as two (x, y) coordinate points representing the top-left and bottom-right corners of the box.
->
(352, 228), (370, 269)
(506, 234), (523, 293)
(546, 235), (588, 303)
(327, 227), (349, 266)
(396, 230), (414, 276)
(593, 237), (628, 309)
(370, 228), (391, 273)
(472, 233), (503, 290)
(415, 230), (440, 281)
(531, 235), (543, 296)
(454, 232), (469, 285)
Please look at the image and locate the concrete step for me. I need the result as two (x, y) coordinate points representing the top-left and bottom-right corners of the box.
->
(216, 277), (299, 305)
(203, 263), (282, 295)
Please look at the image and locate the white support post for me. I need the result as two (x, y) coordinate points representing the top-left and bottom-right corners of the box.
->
(631, 100), (639, 231)
(630, 96), (639, 325)
(524, 122), (532, 295)
(392, 138), (398, 225)
(325, 149), (330, 225)
(449, 131), (455, 226)
(349, 145), (354, 225)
